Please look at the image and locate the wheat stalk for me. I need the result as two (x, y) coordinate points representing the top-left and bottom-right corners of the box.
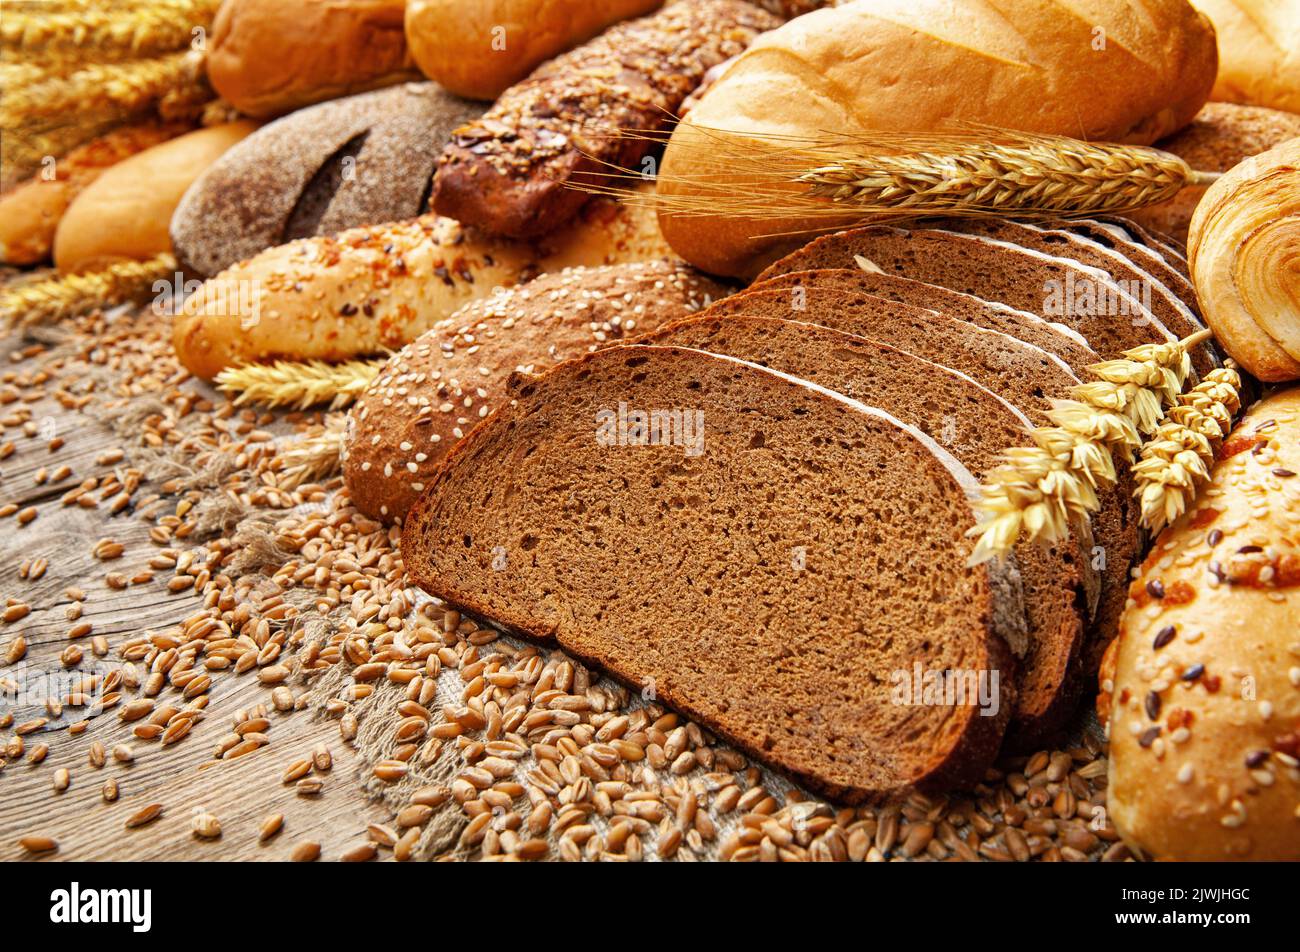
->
(967, 330), (1209, 564)
(579, 126), (1216, 231)
(0, 254), (176, 328)
(2, 0), (221, 65)
(275, 416), (348, 490)
(216, 359), (385, 411)
(1133, 365), (1244, 533)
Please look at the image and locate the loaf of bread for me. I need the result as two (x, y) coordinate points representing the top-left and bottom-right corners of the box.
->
(431, 0), (779, 240)
(344, 261), (731, 521)
(206, 0), (419, 117)
(403, 344), (1024, 800)
(1189, 137), (1300, 382)
(0, 121), (189, 266)
(656, 0), (1219, 277)
(171, 83), (484, 278)
(1105, 387), (1300, 861)
(1129, 103), (1300, 243)
(173, 187), (676, 379)
(52, 121), (256, 274)
(404, 0), (661, 101)
(1191, 0), (1300, 113)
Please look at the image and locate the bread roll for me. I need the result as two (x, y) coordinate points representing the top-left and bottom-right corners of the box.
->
(1105, 387), (1300, 861)
(171, 83), (484, 278)
(1188, 137), (1300, 382)
(404, 0), (661, 101)
(0, 122), (187, 266)
(173, 188), (676, 379)
(657, 0), (1219, 278)
(1191, 0), (1300, 113)
(1129, 102), (1300, 243)
(206, 0), (418, 117)
(53, 122), (256, 274)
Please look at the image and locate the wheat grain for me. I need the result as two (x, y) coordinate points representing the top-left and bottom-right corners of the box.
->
(216, 358), (384, 411)
(3, 1), (222, 65)
(0, 253), (175, 328)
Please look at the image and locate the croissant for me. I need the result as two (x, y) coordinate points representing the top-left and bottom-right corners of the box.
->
(1188, 136), (1300, 383)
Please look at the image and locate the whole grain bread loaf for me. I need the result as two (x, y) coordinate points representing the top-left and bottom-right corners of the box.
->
(344, 261), (732, 521)
(172, 83), (484, 278)
(642, 312), (1092, 748)
(402, 343), (1025, 800)
(431, 0), (779, 239)
(694, 285), (1142, 678)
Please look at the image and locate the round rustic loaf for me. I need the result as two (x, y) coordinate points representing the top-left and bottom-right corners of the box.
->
(1129, 103), (1300, 243)
(1105, 386), (1300, 861)
(1188, 136), (1300, 382)
(657, 0), (1219, 277)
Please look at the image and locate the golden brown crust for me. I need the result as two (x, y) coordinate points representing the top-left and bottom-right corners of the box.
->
(207, 0), (419, 118)
(1192, 0), (1300, 113)
(1107, 387), (1300, 861)
(404, 0), (661, 101)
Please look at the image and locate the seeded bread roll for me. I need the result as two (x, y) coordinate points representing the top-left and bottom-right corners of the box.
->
(403, 344), (1025, 800)
(206, 0), (419, 118)
(1104, 387), (1300, 861)
(1128, 103), (1300, 244)
(171, 83), (484, 278)
(431, 0), (780, 240)
(343, 261), (732, 521)
(173, 188), (676, 380)
(1191, 0), (1300, 113)
(404, 0), (662, 101)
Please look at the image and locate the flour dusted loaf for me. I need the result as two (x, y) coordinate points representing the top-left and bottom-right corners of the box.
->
(171, 83), (485, 278)
(1129, 103), (1300, 243)
(173, 188), (675, 380)
(1105, 387), (1300, 861)
(343, 262), (731, 522)
(657, 0), (1218, 277)
(403, 344), (1024, 801)
(431, 0), (779, 239)
(404, 0), (660, 101)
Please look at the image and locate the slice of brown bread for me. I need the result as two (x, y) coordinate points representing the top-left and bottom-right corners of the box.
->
(695, 285), (1141, 664)
(1034, 218), (1197, 308)
(1076, 215), (1191, 281)
(754, 226), (1187, 366)
(403, 343), (1024, 801)
(641, 313), (1091, 747)
(747, 267), (1099, 375)
(931, 219), (1217, 375)
(343, 261), (731, 522)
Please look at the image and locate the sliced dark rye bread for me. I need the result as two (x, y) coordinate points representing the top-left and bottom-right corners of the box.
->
(640, 313), (1090, 748)
(1036, 218), (1197, 308)
(747, 268), (1099, 375)
(754, 226), (1191, 371)
(1073, 216), (1191, 282)
(694, 286), (1141, 662)
(342, 261), (732, 522)
(931, 219), (1216, 375)
(402, 344), (1025, 800)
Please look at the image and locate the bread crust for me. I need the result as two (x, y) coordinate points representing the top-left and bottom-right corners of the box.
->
(1192, 0), (1300, 113)
(404, 0), (661, 101)
(172, 190), (677, 380)
(657, 0), (1219, 277)
(207, 0), (419, 117)
(1107, 387), (1300, 861)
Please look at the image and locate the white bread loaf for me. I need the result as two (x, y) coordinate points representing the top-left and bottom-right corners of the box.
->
(52, 122), (256, 274)
(657, 0), (1219, 278)
(404, 0), (661, 101)
(1192, 0), (1300, 113)
(173, 188), (676, 380)
(1188, 137), (1300, 382)
(1104, 387), (1300, 861)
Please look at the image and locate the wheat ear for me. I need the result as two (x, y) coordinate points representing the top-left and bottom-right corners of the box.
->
(967, 331), (1208, 564)
(0, 254), (176, 328)
(2, 0), (221, 65)
(1133, 364), (1244, 533)
(216, 359), (385, 411)
(274, 415), (348, 490)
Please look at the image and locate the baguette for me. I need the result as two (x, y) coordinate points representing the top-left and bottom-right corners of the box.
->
(173, 189), (676, 380)
(343, 261), (731, 521)
(0, 121), (189, 266)
(431, 0), (779, 240)
(1104, 387), (1300, 861)
(404, 0), (661, 101)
